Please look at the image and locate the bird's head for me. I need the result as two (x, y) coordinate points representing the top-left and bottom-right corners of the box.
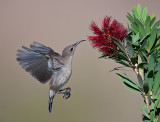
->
(62, 40), (86, 57)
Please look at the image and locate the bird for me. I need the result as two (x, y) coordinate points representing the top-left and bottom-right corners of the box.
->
(16, 40), (86, 113)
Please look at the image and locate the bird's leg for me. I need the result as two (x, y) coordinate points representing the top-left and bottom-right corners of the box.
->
(58, 87), (71, 99)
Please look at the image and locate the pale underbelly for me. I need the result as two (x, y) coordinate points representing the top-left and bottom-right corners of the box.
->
(51, 68), (72, 89)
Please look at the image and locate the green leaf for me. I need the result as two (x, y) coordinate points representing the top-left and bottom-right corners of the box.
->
(158, 113), (160, 122)
(150, 16), (156, 27)
(139, 50), (148, 62)
(134, 17), (144, 27)
(137, 63), (147, 69)
(127, 23), (131, 33)
(147, 55), (155, 90)
(132, 6), (139, 19)
(139, 25), (146, 39)
(148, 54), (155, 71)
(117, 73), (141, 92)
(155, 62), (160, 72)
(150, 102), (155, 121)
(152, 20), (160, 31)
(146, 49), (156, 57)
(137, 4), (141, 19)
(145, 16), (151, 34)
(116, 60), (131, 67)
(137, 73), (144, 90)
(131, 24), (139, 33)
(140, 105), (150, 119)
(105, 46), (129, 62)
(143, 83), (149, 94)
(106, 56), (130, 67)
(142, 8), (147, 22)
(148, 28), (157, 51)
(146, 71), (153, 92)
(109, 66), (127, 72)
(139, 33), (150, 43)
(126, 13), (134, 23)
(157, 28), (160, 37)
(151, 13), (156, 20)
(126, 41), (134, 58)
(155, 94), (160, 108)
(132, 32), (140, 44)
(111, 36), (126, 53)
(153, 71), (160, 95)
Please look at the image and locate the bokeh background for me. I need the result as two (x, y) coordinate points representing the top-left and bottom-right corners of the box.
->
(0, 0), (160, 122)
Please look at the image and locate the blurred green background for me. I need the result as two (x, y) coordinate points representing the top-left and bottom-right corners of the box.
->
(0, 0), (160, 122)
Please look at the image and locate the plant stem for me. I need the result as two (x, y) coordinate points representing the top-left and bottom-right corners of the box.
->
(125, 48), (150, 112)
(144, 94), (150, 112)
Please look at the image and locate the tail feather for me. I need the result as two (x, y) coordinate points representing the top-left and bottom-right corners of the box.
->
(48, 90), (55, 113)
(48, 99), (53, 113)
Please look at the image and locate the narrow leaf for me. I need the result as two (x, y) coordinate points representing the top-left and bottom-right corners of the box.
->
(132, 32), (140, 44)
(153, 71), (160, 95)
(145, 16), (151, 34)
(105, 46), (129, 62)
(152, 20), (160, 31)
(151, 13), (156, 20)
(137, 4), (141, 19)
(139, 33), (150, 43)
(150, 16), (156, 27)
(157, 28), (160, 37)
(131, 24), (139, 33)
(126, 13), (134, 23)
(126, 41), (134, 58)
(143, 83), (149, 94)
(139, 25), (146, 39)
(132, 6), (139, 18)
(158, 113), (160, 122)
(117, 73), (141, 92)
(137, 73), (144, 90)
(140, 105), (150, 119)
(134, 17), (144, 27)
(127, 23), (131, 33)
(142, 8), (147, 22)
(109, 66), (127, 72)
(150, 103), (155, 121)
(155, 94), (160, 108)
(137, 63), (147, 69)
(146, 71), (153, 92)
(148, 54), (155, 71)
(155, 62), (160, 72)
(111, 36), (126, 53)
(116, 60), (131, 67)
(148, 28), (157, 51)
(147, 55), (155, 90)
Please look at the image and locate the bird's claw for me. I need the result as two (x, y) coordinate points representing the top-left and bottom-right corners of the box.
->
(58, 87), (71, 99)
(63, 92), (71, 99)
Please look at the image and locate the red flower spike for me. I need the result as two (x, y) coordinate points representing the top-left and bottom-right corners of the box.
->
(89, 16), (127, 56)
(102, 16), (111, 31)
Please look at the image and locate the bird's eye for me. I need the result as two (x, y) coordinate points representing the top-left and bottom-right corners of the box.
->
(70, 48), (73, 51)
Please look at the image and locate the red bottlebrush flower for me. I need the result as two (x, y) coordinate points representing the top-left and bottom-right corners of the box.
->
(89, 16), (127, 56)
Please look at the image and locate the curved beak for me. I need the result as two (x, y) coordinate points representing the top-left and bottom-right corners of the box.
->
(73, 40), (86, 47)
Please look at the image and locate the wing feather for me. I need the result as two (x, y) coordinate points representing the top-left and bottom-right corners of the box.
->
(17, 42), (64, 83)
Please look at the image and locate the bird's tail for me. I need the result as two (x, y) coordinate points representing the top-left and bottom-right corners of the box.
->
(48, 90), (55, 113)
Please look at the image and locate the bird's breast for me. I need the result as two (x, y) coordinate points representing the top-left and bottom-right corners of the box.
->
(52, 66), (72, 88)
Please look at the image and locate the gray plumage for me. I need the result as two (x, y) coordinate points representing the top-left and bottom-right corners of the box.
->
(17, 40), (86, 113)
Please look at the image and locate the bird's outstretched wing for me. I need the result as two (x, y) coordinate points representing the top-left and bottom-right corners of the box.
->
(17, 42), (64, 84)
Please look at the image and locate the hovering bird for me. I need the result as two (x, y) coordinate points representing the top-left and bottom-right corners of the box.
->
(17, 40), (86, 113)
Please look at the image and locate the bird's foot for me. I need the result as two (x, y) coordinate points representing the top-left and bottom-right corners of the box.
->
(58, 87), (71, 99)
